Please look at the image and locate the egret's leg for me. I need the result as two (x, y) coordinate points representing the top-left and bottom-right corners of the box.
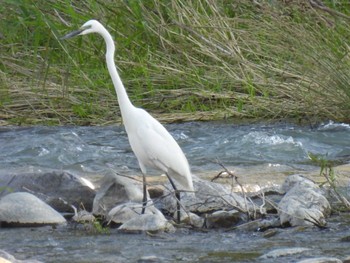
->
(141, 172), (147, 214)
(166, 173), (181, 223)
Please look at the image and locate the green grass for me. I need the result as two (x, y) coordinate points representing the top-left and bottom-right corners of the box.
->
(1, 0), (350, 125)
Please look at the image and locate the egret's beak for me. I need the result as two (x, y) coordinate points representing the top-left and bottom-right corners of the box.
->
(60, 25), (90, 40)
(61, 29), (84, 40)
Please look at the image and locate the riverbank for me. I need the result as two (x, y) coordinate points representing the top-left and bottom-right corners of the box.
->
(1, 1), (350, 126)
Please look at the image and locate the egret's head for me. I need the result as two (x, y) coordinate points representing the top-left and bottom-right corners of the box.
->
(61, 20), (103, 40)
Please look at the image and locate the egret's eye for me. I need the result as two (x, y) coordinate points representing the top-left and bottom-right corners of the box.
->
(81, 24), (92, 30)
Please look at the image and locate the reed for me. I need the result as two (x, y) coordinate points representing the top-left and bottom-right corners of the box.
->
(1, 0), (350, 125)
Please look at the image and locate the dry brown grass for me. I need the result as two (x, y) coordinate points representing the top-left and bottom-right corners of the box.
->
(1, 0), (350, 125)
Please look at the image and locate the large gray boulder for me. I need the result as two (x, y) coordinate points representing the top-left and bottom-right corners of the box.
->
(93, 173), (147, 216)
(278, 174), (331, 227)
(159, 177), (251, 215)
(0, 170), (95, 213)
(0, 192), (66, 226)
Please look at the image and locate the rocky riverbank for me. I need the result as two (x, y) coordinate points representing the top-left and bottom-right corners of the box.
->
(0, 165), (350, 262)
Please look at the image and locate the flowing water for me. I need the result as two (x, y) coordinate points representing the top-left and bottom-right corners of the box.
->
(1, 120), (350, 175)
(1, 120), (350, 262)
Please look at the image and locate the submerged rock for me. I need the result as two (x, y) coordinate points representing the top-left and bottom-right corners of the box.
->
(232, 216), (280, 232)
(278, 175), (331, 227)
(137, 255), (162, 263)
(0, 170), (95, 213)
(260, 247), (311, 259)
(92, 173), (147, 216)
(118, 213), (175, 233)
(0, 192), (66, 226)
(297, 257), (342, 263)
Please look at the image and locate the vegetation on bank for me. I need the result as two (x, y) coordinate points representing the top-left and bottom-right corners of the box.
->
(1, 0), (350, 125)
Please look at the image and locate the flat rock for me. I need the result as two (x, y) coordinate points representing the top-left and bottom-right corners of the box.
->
(137, 255), (162, 263)
(278, 175), (331, 227)
(297, 257), (343, 263)
(0, 170), (95, 213)
(119, 214), (175, 233)
(260, 247), (311, 259)
(107, 202), (163, 225)
(93, 173), (148, 216)
(0, 192), (66, 226)
(233, 216), (280, 232)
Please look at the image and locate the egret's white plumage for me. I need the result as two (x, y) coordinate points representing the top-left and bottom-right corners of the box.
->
(62, 20), (194, 210)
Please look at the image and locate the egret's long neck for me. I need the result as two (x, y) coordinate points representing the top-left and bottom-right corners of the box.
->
(101, 29), (133, 116)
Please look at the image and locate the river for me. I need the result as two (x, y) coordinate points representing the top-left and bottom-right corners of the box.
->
(0, 120), (350, 262)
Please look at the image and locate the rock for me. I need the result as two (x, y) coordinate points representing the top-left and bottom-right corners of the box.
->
(260, 247), (311, 259)
(281, 174), (313, 193)
(278, 175), (331, 227)
(137, 255), (162, 263)
(340, 235), (350, 242)
(179, 211), (204, 228)
(262, 228), (279, 238)
(118, 214), (175, 233)
(72, 210), (95, 224)
(107, 202), (163, 226)
(0, 258), (11, 263)
(0, 249), (44, 263)
(0, 192), (66, 226)
(93, 173), (147, 216)
(0, 170), (95, 213)
(232, 216), (280, 231)
(205, 209), (241, 228)
(343, 256), (350, 263)
(0, 250), (15, 263)
(147, 186), (164, 199)
(297, 257), (342, 263)
(159, 177), (251, 216)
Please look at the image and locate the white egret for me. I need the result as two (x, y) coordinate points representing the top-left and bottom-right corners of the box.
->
(61, 20), (194, 222)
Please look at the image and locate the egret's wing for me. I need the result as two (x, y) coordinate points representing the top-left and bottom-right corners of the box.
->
(128, 113), (192, 190)
(138, 117), (186, 171)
